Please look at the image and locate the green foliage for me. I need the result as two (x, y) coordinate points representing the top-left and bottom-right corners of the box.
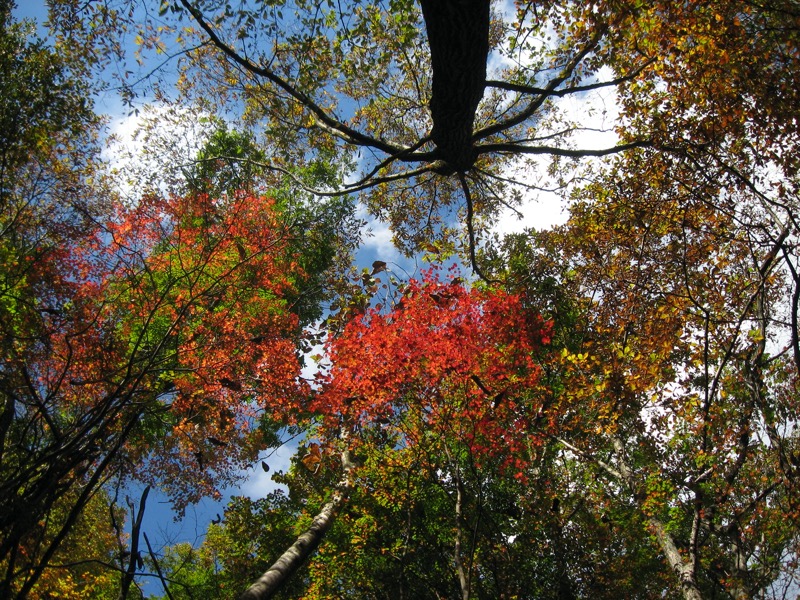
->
(7, 1), (800, 598)
(0, 0), (95, 179)
(23, 488), (123, 600)
(151, 492), (311, 600)
(185, 123), (267, 197)
(185, 123), (360, 327)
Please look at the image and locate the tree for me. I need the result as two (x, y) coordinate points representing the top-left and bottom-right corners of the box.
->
(477, 144), (800, 598)
(121, 2), (800, 595)
(225, 269), (552, 599)
(0, 8), (354, 590)
(1, 3), (114, 594)
(24, 488), (124, 600)
(64, 0), (643, 268)
(10, 0), (800, 597)
(161, 268), (677, 600)
(0, 114), (348, 595)
(518, 4), (800, 596)
(50, 0), (797, 262)
(0, 10), (352, 589)
(0, 181), (324, 595)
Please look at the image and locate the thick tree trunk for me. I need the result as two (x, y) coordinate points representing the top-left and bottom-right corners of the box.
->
(419, 0), (490, 173)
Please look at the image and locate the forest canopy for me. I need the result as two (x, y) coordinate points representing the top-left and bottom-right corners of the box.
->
(2, 0), (800, 598)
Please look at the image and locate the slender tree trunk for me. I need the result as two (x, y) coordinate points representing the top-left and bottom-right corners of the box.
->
(119, 486), (149, 600)
(239, 448), (356, 600)
(648, 517), (704, 600)
(453, 474), (470, 600)
(611, 437), (704, 600)
(238, 491), (345, 600)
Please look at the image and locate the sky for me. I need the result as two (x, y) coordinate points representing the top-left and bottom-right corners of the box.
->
(11, 0), (620, 594)
(10, 1), (303, 587)
(11, 1), (44, 24)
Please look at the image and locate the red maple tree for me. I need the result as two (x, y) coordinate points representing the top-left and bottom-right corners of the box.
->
(314, 268), (552, 476)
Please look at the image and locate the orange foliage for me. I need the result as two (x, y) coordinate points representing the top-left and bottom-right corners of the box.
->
(314, 268), (551, 475)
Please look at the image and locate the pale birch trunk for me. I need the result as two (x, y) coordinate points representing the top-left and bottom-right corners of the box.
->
(238, 447), (356, 600)
(238, 491), (345, 600)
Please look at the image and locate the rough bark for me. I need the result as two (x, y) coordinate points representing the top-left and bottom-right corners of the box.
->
(419, 0), (490, 173)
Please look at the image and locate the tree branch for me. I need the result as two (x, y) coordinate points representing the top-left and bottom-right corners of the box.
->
(248, 158), (442, 197)
(143, 531), (175, 600)
(459, 174), (498, 285)
(485, 59), (653, 98)
(474, 27), (607, 142)
(476, 139), (650, 158)
(178, 0), (416, 158)
(119, 487), (149, 599)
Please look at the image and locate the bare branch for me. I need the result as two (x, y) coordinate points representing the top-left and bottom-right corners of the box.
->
(477, 139), (650, 158)
(143, 532), (175, 600)
(459, 174), (499, 284)
(245, 158), (442, 197)
(474, 27), (608, 142)
(485, 59), (653, 98)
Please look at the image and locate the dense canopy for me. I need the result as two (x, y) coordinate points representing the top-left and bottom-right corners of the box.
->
(1, 0), (800, 598)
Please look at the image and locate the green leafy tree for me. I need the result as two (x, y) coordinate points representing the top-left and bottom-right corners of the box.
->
(184, 123), (360, 327)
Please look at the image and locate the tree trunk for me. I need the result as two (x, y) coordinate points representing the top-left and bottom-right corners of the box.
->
(239, 447), (357, 600)
(238, 490), (344, 600)
(648, 517), (704, 600)
(419, 0), (490, 173)
(119, 486), (149, 600)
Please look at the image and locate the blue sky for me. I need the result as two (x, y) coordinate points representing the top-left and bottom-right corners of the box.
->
(8, 1), (605, 594)
(12, 1), (44, 22)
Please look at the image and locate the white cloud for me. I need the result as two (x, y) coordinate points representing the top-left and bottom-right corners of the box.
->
(238, 440), (298, 499)
(102, 102), (214, 201)
(356, 203), (403, 262)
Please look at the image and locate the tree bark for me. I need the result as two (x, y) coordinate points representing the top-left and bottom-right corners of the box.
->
(648, 517), (704, 600)
(452, 470), (470, 600)
(119, 486), (149, 600)
(238, 491), (344, 600)
(591, 438), (706, 600)
(419, 0), (490, 173)
(239, 447), (357, 600)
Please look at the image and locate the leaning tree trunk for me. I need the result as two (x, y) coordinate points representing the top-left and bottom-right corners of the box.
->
(419, 0), (490, 173)
(238, 448), (357, 600)
(237, 491), (345, 600)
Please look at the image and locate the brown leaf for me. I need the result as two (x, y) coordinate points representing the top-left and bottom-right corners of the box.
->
(371, 260), (387, 275)
(301, 443), (322, 473)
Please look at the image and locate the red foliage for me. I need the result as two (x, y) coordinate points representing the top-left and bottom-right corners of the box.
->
(35, 192), (308, 507)
(315, 268), (551, 473)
